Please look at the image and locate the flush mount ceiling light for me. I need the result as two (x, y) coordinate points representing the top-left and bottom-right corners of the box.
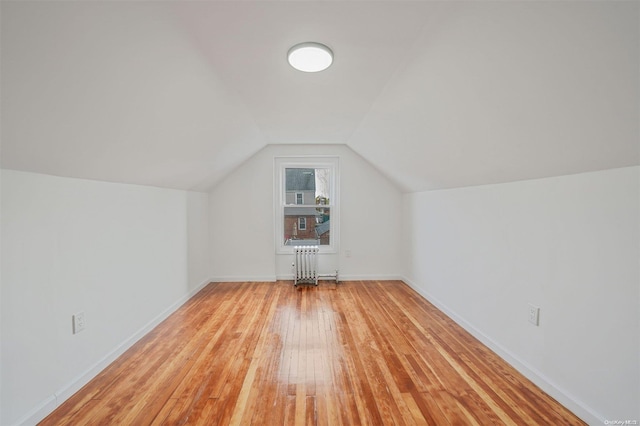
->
(287, 42), (333, 72)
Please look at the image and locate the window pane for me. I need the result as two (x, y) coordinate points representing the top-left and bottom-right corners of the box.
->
(284, 206), (330, 246)
(285, 168), (331, 205)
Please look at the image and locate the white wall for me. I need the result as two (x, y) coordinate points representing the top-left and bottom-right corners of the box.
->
(187, 191), (211, 290)
(402, 166), (639, 424)
(0, 170), (211, 425)
(209, 144), (403, 281)
(0, 168), (3, 425)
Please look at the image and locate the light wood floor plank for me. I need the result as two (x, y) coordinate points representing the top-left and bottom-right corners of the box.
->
(39, 281), (586, 425)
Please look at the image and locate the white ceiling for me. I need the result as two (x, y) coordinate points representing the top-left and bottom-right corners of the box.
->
(1, 1), (638, 192)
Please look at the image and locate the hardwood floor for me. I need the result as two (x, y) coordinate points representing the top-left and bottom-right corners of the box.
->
(40, 281), (585, 425)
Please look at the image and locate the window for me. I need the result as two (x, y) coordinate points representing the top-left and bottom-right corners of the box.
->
(275, 157), (339, 254)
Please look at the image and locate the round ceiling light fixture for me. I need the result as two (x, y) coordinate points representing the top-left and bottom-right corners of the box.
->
(287, 42), (333, 72)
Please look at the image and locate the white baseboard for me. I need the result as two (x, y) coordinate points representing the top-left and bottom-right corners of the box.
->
(274, 274), (403, 281)
(12, 395), (57, 426)
(17, 277), (212, 426)
(336, 274), (402, 281)
(400, 276), (603, 426)
(210, 275), (277, 282)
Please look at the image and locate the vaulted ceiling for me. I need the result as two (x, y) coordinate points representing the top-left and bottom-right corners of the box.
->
(1, 1), (638, 192)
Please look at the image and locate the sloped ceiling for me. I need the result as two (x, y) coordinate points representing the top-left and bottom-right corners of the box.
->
(1, 1), (638, 192)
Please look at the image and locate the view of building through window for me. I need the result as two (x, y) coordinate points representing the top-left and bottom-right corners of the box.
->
(284, 167), (331, 246)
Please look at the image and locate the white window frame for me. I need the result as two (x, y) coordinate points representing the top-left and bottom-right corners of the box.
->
(298, 217), (307, 231)
(275, 156), (339, 254)
(295, 192), (304, 205)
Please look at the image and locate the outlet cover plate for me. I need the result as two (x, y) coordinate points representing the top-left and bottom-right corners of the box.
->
(73, 311), (85, 334)
(528, 304), (540, 326)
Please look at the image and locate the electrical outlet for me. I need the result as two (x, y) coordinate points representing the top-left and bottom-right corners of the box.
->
(345, 249), (352, 258)
(528, 304), (540, 326)
(73, 311), (85, 334)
